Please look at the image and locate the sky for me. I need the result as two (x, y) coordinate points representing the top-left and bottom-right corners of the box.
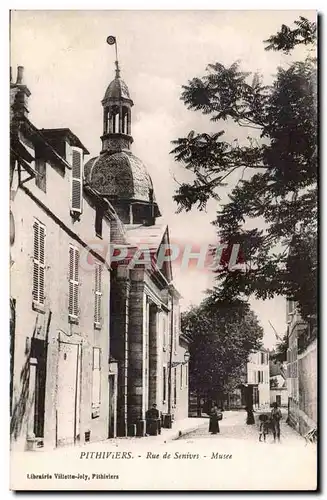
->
(10, 10), (316, 349)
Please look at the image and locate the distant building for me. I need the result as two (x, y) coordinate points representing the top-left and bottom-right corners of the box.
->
(286, 300), (317, 435)
(229, 348), (270, 410)
(245, 349), (270, 410)
(270, 360), (288, 407)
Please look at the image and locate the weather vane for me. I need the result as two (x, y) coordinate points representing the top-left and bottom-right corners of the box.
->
(106, 35), (120, 76)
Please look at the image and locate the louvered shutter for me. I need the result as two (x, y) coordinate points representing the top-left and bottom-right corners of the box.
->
(71, 149), (83, 213)
(92, 347), (101, 409)
(33, 220), (45, 305)
(94, 263), (102, 326)
(69, 245), (79, 318)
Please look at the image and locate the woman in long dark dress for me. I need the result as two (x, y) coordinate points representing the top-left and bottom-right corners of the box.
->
(209, 404), (220, 434)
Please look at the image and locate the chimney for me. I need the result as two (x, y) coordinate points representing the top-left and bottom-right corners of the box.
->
(10, 65), (31, 119)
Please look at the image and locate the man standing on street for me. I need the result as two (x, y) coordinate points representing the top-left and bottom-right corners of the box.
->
(271, 402), (282, 442)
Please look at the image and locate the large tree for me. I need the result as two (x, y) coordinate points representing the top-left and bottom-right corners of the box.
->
(182, 298), (263, 407)
(171, 17), (317, 321)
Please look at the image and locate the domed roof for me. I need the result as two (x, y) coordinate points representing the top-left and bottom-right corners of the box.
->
(84, 150), (156, 203)
(103, 77), (131, 101)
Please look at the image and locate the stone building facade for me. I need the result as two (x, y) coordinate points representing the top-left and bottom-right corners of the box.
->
(270, 360), (288, 407)
(10, 66), (114, 450)
(84, 59), (189, 436)
(229, 349), (270, 410)
(246, 349), (270, 410)
(10, 54), (189, 448)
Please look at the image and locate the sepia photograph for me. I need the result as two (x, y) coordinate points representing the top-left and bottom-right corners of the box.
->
(9, 9), (318, 491)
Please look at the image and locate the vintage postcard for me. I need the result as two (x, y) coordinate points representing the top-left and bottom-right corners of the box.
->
(9, 10), (318, 491)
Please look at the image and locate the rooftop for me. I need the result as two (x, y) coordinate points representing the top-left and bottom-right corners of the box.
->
(40, 128), (89, 154)
(125, 224), (167, 252)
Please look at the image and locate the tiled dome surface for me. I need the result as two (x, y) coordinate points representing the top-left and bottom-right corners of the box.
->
(84, 150), (155, 202)
(104, 78), (131, 101)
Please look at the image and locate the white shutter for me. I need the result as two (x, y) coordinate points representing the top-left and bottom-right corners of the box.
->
(92, 347), (101, 408)
(71, 149), (83, 213)
(69, 245), (79, 318)
(33, 220), (45, 305)
(94, 263), (102, 326)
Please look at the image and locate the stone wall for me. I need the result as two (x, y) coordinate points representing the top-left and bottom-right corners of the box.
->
(298, 339), (317, 434)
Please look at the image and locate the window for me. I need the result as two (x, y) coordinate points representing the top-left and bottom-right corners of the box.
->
(94, 263), (102, 328)
(69, 245), (79, 320)
(122, 107), (129, 134)
(92, 347), (101, 418)
(180, 365), (183, 389)
(32, 220), (46, 307)
(163, 366), (167, 402)
(174, 311), (178, 353)
(95, 208), (103, 238)
(71, 148), (83, 214)
(287, 300), (296, 316)
(35, 158), (46, 192)
(168, 312), (172, 352)
(163, 316), (167, 350)
(185, 364), (188, 386)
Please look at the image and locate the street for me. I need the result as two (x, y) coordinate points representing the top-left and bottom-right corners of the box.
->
(178, 409), (305, 445)
(11, 409), (317, 490)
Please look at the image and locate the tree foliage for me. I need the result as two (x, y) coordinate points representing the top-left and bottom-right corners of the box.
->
(171, 17), (317, 320)
(264, 16), (317, 53)
(182, 299), (263, 399)
(270, 377), (279, 389)
(270, 334), (289, 363)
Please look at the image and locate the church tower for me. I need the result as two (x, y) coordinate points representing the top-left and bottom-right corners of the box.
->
(84, 42), (160, 225)
(101, 60), (133, 154)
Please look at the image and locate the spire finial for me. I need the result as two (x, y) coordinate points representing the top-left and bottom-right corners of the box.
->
(107, 35), (120, 78)
(115, 60), (120, 79)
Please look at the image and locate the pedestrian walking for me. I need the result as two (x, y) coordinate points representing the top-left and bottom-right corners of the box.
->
(270, 402), (282, 442)
(246, 405), (255, 425)
(145, 404), (161, 436)
(209, 404), (221, 434)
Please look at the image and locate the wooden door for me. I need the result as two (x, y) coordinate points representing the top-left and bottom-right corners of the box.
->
(57, 342), (81, 446)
